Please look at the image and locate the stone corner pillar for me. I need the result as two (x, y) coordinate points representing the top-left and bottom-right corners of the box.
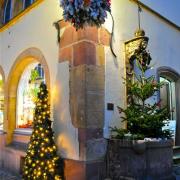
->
(58, 20), (110, 180)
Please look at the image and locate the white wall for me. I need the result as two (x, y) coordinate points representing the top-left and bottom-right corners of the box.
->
(103, 0), (180, 138)
(0, 0), (79, 160)
(140, 0), (180, 26)
(0, 0), (179, 157)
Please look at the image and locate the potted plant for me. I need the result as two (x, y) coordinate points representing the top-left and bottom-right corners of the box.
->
(107, 41), (174, 179)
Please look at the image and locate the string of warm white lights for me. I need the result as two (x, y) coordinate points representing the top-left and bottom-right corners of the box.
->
(22, 83), (63, 180)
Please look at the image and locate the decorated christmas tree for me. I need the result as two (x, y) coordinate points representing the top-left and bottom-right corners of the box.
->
(112, 42), (172, 140)
(22, 83), (63, 180)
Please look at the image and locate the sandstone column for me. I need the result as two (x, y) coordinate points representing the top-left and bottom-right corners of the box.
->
(59, 21), (110, 180)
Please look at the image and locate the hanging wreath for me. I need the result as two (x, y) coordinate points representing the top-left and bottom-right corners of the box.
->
(60, 0), (111, 30)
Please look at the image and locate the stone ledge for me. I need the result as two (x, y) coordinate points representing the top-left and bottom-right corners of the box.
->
(14, 128), (32, 135)
(108, 139), (173, 148)
(107, 139), (174, 179)
(6, 142), (28, 152)
(13, 131), (31, 144)
(64, 158), (106, 180)
(0, 130), (6, 135)
(87, 138), (107, 161)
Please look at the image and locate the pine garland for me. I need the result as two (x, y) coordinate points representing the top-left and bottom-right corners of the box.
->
(60, 0), (111, 29)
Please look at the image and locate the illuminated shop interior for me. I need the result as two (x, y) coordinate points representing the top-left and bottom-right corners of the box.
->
(16, 63), (45, 129)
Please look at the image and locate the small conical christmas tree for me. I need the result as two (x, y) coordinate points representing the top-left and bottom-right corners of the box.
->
(112, 42), (172, 140)
(22, 83), (63, 180)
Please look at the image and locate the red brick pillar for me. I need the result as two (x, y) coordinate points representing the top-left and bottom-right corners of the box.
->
(59, 21), (110, 180)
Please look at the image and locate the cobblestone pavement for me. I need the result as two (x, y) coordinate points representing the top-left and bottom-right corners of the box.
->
(174, 165), (180, 180)
(0, 170), (21, 180)
(1, 166), (180, 180)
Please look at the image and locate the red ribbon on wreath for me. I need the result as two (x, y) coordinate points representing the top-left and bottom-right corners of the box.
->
(84, 0), (90, 6)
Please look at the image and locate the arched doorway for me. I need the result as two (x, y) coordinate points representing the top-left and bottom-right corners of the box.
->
(158, 67), (180, 145)
(6, 48), (50, 143)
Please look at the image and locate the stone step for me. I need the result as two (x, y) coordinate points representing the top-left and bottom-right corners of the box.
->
(173, 154), (180, 164)
(173, 147), (180, 164)
(0, 169), (21, 180)
(173, 146), (180, 155)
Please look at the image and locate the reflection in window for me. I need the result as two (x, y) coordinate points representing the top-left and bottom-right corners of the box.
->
(17, 63), (45, 129)
(3, 0), (35, 25)
(13, 0), (24, 17)
(0, 1), (5, 27)
(24, 0), (34, 9)
(4, 0), (12, 23)
(160, 76), (176, 139)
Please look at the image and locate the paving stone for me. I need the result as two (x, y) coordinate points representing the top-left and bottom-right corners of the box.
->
(0, 169), (21, 180)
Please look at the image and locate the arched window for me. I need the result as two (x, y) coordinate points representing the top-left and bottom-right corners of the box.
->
(160, 76), (177, 141)
(17, 63), (45, 129)
(4, 0), (12, 23)
(160, 77), (176, 120)
(0, 74), (4, 130)
(3, 0), (35, 24)
(158, 67), (180, 145)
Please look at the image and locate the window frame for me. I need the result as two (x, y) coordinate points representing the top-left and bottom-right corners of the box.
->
(23, 0), (34, 10)
(3, 0), (36, 25)
(157, 66), (180, 146)
(3, 0), (13, 24)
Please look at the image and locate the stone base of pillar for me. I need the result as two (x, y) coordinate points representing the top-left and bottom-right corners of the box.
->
(64, 159), (106, 180)
(0, 131), (6, 168)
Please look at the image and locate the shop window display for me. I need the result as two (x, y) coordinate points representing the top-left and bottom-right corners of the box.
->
(17, 63), (45, 129)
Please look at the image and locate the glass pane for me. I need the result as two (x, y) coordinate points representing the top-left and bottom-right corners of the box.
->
(24, 0), (32, 9)
(13, 0), (23, 17)
(17, 63), (45, 129)
(4, 0), (11, 23)
(0, 0), (5, 27)
(160, 76), (176, 139)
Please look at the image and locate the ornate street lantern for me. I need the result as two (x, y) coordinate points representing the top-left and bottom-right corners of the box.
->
(125, 28), (149, 77)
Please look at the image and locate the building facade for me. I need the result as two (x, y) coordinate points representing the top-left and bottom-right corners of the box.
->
(0, 0), (179, 179)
